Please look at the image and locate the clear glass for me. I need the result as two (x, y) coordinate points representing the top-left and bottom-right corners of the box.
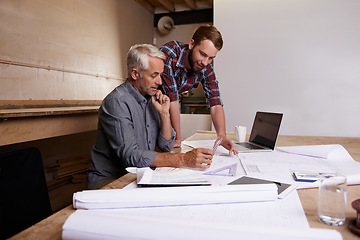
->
(318, 175), (347, 226)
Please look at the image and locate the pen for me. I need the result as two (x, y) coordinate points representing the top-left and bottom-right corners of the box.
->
(213, 138), (223, 151)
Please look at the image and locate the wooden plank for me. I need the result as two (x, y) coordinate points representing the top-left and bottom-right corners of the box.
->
(158, 0), (175, 12)
(184, 0), (196, 9)
(0, 100), (102, 109)
(0, 113), (98, 146)
(133, 0), (155, 14)
(0, 106), (99, 118)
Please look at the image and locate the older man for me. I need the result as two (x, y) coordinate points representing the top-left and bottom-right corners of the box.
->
(87, 44), (214, 189)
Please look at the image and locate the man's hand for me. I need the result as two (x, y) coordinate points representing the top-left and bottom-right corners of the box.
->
(173, 139), (182, 148)
(214, 136), (238, 155)
(181, 148), (214, 169)
(151, 90), (170, 115)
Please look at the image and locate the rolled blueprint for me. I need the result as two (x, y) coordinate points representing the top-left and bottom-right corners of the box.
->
(73, 184), (277, 210)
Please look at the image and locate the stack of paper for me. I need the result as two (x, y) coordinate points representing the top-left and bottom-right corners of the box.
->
(137, 167), (211, 186)
(73, 184), (278, 210)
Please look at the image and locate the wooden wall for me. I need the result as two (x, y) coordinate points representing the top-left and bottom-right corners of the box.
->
(0, 0), (154, 100)
(0, 0), (155, 212)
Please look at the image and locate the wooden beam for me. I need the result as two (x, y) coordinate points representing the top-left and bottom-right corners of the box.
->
(206, 0), (213, 7)
(158, 0), (175, 12)
(0, 100), (101, 109)
(0, 113), (98, 146)
(154, 9), (213, 27)
(184, 0), (196, 10)
(133, 0), (155, 14)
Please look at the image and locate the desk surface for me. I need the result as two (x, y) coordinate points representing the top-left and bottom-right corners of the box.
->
(9, 132), (360, 240)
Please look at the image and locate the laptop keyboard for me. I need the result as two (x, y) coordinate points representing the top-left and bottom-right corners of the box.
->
(236, 142), (265, 150)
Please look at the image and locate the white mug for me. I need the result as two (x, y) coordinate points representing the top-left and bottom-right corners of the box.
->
(235, 126), (247, 142)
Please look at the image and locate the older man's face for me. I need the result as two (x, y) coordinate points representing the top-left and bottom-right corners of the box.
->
(133, 56), (164, 96)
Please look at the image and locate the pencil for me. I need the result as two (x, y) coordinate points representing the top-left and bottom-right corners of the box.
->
(213, 138), (223, 151)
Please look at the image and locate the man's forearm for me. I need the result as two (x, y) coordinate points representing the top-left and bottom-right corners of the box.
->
(170, 100), (181, 140)
(152, 148), (214, 169)
(159, 111), (173, 140)
(210, 105), (226, 137)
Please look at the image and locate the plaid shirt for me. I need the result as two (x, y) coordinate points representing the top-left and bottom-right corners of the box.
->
(160, 41), (223, 108)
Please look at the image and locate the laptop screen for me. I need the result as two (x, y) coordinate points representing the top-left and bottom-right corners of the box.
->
(249, 112), (283, 149)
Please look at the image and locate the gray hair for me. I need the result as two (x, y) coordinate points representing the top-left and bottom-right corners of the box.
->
(127, 44), (165, 77)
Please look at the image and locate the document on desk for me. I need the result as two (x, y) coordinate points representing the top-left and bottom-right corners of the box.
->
(182, 140), (247, 181)
(183, 139), (229, 155)
(180, 141), (360, 188)
(63, 191), (342, 240)
(136, 167), (211, 186)
(135, 154), (244, 187)
(240, 144), (360, 188)
(73, 184), (278, 210)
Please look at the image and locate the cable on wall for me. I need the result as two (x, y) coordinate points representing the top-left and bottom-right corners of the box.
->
(0, 58), (126, 81)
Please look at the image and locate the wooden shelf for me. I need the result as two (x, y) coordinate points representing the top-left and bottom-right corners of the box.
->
(0, 100), (101, 146)
(0, 106), (99, 118)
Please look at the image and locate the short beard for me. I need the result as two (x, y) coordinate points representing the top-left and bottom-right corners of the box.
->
(188, 48), (197, 73)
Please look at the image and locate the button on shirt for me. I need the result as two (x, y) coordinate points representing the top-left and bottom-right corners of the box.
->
(160, 40), (223, 108)
(88, 80), (175, 186)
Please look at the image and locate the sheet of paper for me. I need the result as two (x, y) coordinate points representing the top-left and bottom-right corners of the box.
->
(133, 143), (360, 189)
(240, 144), (360, 188)
(203, 154), (246, 184)
(137, 167), (211, 186)
(134, 154), (245, 187)
(182, 139), (229, 155)
(275, 145), (336, 158)
(63, 190), (342, 240)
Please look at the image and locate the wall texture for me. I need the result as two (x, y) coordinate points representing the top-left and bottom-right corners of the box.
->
(215, 0), (360, 137)
(0, 0), (153, 100)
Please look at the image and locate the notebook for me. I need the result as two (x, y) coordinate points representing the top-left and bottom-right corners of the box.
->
(234, 111), (283, 152)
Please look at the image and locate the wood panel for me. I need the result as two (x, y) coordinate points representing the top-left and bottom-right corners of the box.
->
(0, 100), (100, 146)
(0, 113), (98, 146)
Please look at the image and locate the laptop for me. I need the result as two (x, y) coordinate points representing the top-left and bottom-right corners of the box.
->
(234, 111), (283, 152)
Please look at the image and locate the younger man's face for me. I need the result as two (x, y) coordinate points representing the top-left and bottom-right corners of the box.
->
(188, 39), (218, 73)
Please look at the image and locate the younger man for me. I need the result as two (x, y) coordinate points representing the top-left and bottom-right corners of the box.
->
(160, 25), (237, 155)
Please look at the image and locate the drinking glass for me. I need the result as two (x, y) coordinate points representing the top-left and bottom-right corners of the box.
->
(318, 174), (347, 226)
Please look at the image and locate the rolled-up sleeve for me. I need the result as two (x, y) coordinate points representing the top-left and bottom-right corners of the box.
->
(157, 129), (176, 152)
(201, 67), (223, 108)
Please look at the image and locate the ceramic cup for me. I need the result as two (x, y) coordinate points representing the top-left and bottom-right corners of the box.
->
(235, 126), (246, 142)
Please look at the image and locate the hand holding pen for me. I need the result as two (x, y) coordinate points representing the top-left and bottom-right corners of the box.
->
(213, 138), (223, 152)
(214, 136), (238, 155)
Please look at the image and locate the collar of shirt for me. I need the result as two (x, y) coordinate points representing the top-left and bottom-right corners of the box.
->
(124, 80), (151, 108)
(175, 44), (188, 70)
